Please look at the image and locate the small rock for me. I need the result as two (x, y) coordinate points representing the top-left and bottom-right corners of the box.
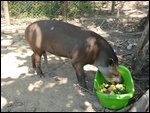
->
(84, 101), (91, 106)
(133, 43), (137, 46)
(127, 44), (133, 50)
(92, 101), (103, 111)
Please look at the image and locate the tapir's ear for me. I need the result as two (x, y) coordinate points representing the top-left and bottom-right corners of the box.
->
(108, 58), (114, 66)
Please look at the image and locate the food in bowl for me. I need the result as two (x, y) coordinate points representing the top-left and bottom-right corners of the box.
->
(99, 82), (126, 94)
(94, 65), (135, 109)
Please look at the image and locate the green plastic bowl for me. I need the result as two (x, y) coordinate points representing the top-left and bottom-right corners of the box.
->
(94, 65), (135, 110)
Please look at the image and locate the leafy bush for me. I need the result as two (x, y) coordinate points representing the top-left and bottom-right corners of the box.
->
(68, 1), (94, 18)
(7, 1), (115, 19)
(8, 1), (63, 18)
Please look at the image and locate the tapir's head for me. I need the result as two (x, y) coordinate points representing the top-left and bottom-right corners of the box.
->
(93, 35), (123, 84)
(97, 58), (123, 84)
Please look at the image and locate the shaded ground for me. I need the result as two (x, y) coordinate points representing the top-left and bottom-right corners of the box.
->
(1, 1), (149, 112)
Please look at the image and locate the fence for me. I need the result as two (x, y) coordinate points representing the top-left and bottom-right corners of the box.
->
(1, 1), (114, 21)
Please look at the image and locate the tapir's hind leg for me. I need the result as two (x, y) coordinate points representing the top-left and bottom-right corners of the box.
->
(32, 52), (45, 78)
(43, 52), (54, 77)
(32, 53), (36, 70)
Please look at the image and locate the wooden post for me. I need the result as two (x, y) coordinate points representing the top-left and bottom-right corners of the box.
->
(111, 1), (115, 15)
(3, 1), (10, 25)
(64, 1), (68, 22)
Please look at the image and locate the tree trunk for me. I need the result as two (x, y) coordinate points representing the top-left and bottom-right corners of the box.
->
(111, 1), (115, 15)
(3, 1), (10, 25)
(131, 21), (149, 76)
(64, 1), (69, 22)
(138, 11), (149, 30)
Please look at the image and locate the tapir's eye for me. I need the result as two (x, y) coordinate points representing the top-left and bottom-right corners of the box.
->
(108, 58), (114, 66)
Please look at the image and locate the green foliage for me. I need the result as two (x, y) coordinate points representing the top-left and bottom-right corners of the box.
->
(8, 1), (63, 18)
(8, 1), (96, 19)
(7, 1), (120, 19)
(68, 1), (94, 18)
(42, 1), (64, 18)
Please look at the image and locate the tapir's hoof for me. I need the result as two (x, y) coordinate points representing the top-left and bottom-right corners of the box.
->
(82, 86), (89, 92)
(38, 73), (45, 78)
(76, 83), (88, 92)
(40, 75), (45, 78)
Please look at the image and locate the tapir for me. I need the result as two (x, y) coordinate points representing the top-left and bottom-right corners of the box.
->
(25, 20), (123, 88)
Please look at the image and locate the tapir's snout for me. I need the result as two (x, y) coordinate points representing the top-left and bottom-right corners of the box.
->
(109, 67), (124, 84)
(105, 73), (123, 84)
(98, 65), (123, 84)
(113, 74), (123, 84)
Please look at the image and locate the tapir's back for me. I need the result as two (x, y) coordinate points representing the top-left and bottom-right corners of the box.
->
(25, 20), (97, 58)
(25, 20), (90, 40)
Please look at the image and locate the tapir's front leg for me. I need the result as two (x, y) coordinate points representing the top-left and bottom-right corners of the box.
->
(72, 62), (87, 89)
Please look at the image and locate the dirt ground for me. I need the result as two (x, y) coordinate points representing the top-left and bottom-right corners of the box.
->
(1, 1), (149, 112)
